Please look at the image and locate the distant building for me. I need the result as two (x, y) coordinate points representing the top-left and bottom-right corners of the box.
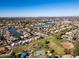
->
(33, 50), (45, 56)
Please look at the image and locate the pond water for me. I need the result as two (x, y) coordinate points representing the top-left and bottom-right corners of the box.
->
(8, 26), (22, 37)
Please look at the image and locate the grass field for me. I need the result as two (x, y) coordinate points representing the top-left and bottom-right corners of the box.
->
(13, 34), (66, 57)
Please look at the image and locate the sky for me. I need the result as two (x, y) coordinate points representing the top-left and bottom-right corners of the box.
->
(0, 0), (79, 17)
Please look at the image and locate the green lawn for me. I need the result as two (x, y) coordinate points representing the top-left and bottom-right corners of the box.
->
(13, 34), (66, 57)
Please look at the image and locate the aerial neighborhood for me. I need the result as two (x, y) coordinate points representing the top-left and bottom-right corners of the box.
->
(0, 17), (79, 58)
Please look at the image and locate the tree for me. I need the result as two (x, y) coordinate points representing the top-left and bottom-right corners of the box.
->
(74, 43), (79, 56)
(45, 40), (50, 44)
